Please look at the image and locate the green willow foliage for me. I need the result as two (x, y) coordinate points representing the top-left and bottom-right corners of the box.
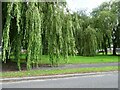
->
(62, 12), (76, 62)
(2, 2), (76, 70)
(2, 3), (13, 63)
(82, 26), (97, 56)
(13, 2), (22, 70)
(72, 13), (82, 55)
(26, 2), (42, 70)
(45, 3), (75, 65)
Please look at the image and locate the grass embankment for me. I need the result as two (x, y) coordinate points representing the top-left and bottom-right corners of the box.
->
(0, 66), (118, 78)
(10, 54), (119, 64)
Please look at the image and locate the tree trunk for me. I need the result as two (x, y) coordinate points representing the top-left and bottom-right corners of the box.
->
(112, 28), (117, 56)
(104, 43), (107, 55)
(104, 47), (107, 55)
(113, 42), (117, 55)
(5, 50), (9, 63)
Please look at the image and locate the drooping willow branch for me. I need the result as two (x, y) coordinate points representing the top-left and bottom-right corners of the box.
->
(2, 3), (13, 63)
(26, 2), (42, 70)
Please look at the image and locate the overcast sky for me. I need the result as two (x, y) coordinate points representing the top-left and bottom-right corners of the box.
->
(66, 0), (111, 13)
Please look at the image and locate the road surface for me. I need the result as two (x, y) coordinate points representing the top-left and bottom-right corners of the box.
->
(2, 72), (118, 88)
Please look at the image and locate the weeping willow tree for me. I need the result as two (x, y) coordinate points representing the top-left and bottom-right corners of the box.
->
(41, 2), (75, 65)
(25, 2), (42, 70)
(82, 26), (97, 56)
(2, 2), (23, 70)
(2, 2), (42, 70)
(13, 2), (22, 70)
(57, 4), (73, 63)
(47, 3), (56, 66)
(2, 2), (27, 70)
(66, 13), (76, 56)
(72, 12), (82, 55)
(51, 4), (63, 65)
(72, 12), (97, 56)
(2, 2), (76, 70)
(2, 2), (13, 63)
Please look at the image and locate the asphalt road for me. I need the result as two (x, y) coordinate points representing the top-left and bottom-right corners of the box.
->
(2, 72), (118, 88)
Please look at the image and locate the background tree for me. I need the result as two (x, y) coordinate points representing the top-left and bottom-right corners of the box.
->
(110, 0), (120, 55)
(91, 2), (116, 55)
(82, 26), (97, 56)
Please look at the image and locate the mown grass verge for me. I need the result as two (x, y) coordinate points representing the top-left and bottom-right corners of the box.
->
(1, 66), (118, 78)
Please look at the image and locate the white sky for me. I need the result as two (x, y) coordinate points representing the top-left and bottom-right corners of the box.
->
(66, 0), (111, 13)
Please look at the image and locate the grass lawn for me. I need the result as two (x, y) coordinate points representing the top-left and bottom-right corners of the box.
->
(66, 55), (119, 64)
(9, 54), (119, 65)
(1, 66), (118, 78)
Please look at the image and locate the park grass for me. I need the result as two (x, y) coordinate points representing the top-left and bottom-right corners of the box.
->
(66, 55), (119, 64)
(39, 55), (119, 65)
(10, 54), (119, 64)
(1, 66), (118, 78)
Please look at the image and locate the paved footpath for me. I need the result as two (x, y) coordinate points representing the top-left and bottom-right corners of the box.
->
(33, 62), (118, 70)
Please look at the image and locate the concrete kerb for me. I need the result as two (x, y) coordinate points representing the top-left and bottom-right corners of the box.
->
(0, 71), (118, 83)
